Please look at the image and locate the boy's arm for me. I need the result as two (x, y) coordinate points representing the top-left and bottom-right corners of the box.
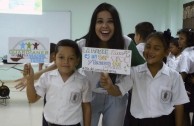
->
(174, 104), (184, 126)
(24, 64), (41, 103)
(82, 102), (91, 126)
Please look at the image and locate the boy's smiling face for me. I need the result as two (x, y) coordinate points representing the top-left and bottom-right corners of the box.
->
(55, 46), (79, 76)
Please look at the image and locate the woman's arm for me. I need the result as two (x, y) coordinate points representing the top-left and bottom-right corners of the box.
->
(106, 85), (122, 96)
(34, 63), (57, 80)
(15, 63), (57, 91)
(100, 73), (122, 96)
(82, 102), (91, 126)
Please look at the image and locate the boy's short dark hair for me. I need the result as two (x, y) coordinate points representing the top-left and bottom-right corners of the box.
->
(135, 22), (155, 41)
(55, 39), (81, 58)
(127, 33), (135, 42)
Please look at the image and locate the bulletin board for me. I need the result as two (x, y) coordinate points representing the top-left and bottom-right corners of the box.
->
(0, 11), (71, 58)
(183, 1), (194, 29)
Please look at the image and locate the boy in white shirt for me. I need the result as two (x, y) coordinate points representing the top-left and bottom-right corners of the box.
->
(24, 39), (92, 126)
(134, 22), (155, 58)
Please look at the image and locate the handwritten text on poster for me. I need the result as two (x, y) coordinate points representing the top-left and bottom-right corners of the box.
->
(82, 47), (131, 75)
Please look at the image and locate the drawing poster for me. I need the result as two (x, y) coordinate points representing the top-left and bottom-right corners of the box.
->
(82, 47), (131, 75)
(8, 37), (50, 63)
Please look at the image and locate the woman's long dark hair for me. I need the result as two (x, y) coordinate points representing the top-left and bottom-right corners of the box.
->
(85, 3), (126, 83)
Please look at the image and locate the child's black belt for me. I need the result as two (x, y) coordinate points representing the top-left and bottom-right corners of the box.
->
(48, 123), (81, 126)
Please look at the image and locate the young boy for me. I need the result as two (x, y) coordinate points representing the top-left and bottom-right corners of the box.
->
(134, 21), (155, 58)
(24, 39), (92, 126)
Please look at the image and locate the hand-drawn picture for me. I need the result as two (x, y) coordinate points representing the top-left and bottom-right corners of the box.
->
(82, 47), (131, 75)
(8, 37), (50, 63)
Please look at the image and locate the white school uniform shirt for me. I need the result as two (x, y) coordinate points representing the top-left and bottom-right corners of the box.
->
(136, 42), (145, 59)
(35, 70), (92, 125)
(126, 63), (189, 119)
(77, 35), (132, 96)
(176, 46), (194, 74)
(166, 53), (182, 70)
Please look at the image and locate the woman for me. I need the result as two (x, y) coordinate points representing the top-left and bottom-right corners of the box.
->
(76, 3), (144, 126)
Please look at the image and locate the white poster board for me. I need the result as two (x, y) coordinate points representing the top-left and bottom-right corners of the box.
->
(0, 11), (71, 58)
(8, 37), (50, 63)
(82, 47), (132, 75)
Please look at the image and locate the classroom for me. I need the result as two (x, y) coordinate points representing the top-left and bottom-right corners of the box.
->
(0, 0), (192, 126)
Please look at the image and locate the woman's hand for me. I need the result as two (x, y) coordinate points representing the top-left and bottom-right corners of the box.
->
(100, 73), (113, 90)
(100, 72), (122, 96)
(14, 77), (27, 91)
(14, 64), (34, 90)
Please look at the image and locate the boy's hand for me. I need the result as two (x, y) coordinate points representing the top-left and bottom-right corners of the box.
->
(23, 64), (34, 80)
(100, 73), (113, 90)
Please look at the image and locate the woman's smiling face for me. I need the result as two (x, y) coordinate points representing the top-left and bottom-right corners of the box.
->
(95, 10), (114, 43)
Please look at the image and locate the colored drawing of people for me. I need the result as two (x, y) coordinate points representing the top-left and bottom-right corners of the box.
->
(26, 42), (32, 50)
(33, 42), (39, 50)
(20, 41), (26, 49)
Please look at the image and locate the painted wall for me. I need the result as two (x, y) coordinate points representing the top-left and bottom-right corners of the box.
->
(183, 0), (194, 3)
(41, 0), (191, 38)
(42, 0), (172, 39)
(41, 0), (189, 38)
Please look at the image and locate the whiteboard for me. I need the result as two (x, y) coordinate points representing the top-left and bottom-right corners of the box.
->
(0, 11), (71, 58)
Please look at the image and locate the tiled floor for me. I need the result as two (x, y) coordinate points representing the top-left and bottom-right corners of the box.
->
(0, 81), (102, 126)
(0, 81), (43, 126)
(2, 81), (193, 126)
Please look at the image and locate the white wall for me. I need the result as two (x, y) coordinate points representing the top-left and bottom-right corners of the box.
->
(183, 0), (194, 3)
(42, 0), (180, 39)
(41, 0), (192, 38)
(168, 0), (183, 36)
